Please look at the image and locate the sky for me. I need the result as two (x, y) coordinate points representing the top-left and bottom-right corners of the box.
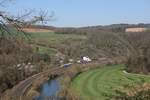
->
(2, 0), (150, 27)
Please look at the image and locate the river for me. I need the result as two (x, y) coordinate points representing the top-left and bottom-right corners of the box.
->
(35, 78), (60, 100)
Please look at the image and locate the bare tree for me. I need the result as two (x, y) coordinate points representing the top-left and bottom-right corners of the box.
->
(0, 0), (53, 38)
(87, 31), (150, 73)
(0, 0), (53, 96)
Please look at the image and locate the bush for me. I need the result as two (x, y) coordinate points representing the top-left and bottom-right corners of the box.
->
(114, 83), (150, 100)
(0, 37), (49, 93)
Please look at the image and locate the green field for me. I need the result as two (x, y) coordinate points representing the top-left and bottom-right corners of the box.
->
(30, 32), (86, 45)
(71, 65), (150, 100)
(28, 32), (86, 56)
(30, 32), (86, 55)
(33, 45), (57, 55)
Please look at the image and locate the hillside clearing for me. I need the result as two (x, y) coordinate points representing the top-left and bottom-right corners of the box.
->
(30, 32), (86, 45)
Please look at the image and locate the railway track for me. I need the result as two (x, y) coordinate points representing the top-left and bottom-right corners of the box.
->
(1, 62), (107, 100)
(1, 67), (65, 100)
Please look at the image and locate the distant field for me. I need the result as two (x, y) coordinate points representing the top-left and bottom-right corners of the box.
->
(125, 27), (147, 32)
(71, 65), (150, 100)
(22, 28), (54, 33)
(30, 32), (86, 55)
(30, 32), (86, 45)
(33, 45), (57, 55)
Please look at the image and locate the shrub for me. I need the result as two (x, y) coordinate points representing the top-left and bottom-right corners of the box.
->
(114, 83), (150, 100)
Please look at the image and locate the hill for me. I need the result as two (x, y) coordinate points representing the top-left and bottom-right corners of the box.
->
(21, 23), (150, 34)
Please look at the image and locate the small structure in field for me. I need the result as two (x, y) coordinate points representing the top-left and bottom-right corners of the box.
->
(83, 56), (92, 62)
(76, 56), (92, 64)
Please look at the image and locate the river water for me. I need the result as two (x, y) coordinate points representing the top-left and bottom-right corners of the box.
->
(35, 78), (60, 100)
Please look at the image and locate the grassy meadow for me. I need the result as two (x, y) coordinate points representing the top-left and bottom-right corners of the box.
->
(71, 65), (150, 100)
(29, 32), (86, 55)
(30, 32), (86, 45)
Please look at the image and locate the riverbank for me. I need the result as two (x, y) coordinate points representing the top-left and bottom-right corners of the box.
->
(58, 62), (109, 100)
(20, 62), (114, 100)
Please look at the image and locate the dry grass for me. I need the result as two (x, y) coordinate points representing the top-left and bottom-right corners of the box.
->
(125, 28), (147, 33)
(126, 83), (150, 96)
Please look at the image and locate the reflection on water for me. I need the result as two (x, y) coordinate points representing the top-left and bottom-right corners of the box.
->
(35, 78), (60, 100)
